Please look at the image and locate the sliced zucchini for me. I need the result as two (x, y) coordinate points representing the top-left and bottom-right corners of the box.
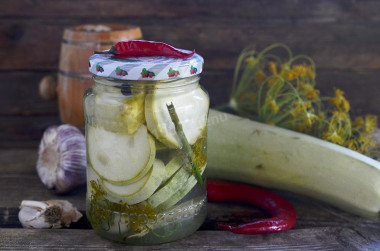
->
(145, 86), (209, 148)
(104, 159), (165, 205)
(157, 165), (206, 210)
(94, 92), (145, 134)
(120, 93), (145, 134)
(147, 162), (191, 208)
(88, 125), (155, 184)
(160, 155), (185, 187)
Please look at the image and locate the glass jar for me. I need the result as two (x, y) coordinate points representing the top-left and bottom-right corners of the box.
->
(84, 49), (209, 244)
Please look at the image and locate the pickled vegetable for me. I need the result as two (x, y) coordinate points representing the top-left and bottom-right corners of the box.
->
(102, 159), (165, 205)
(145, 87), (209, 148)
(85, 53), (208, 243)
(87, 125), (155, 183)
(94, 91), (145, 134)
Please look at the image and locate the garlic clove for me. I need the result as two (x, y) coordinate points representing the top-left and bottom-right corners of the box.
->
(18, 200), (82, 229)
(37, 124), (86, 194)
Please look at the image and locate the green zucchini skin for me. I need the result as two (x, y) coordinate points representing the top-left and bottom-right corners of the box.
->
(207, 109), (380, 220)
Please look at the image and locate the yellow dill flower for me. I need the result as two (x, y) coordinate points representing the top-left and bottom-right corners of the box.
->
(345, 139), (358, 151)
(332, 110), (349, 122)
(299, 81), (320, 99)
(282, 69), (296, 81)
(331, 89), (350, 112)
(323, 130), (345, 145)
(255, 71), (266, 83)
(352, 116), (364, 130)
(303, 111), (318, 127)
(292, 64), (308, 78)
(364, 115), (377, 134)
(267, 76), (280, 87)
(268, 100), (279, 114)
(281, 63), (290, 71)
(268, 62), (277, 75)
(245, 57), (256, 66)
(292, 101), (311, 115)
(341, 99), (350, 112)
(358, 135), (376, 153)
(307, 66), (316, 79)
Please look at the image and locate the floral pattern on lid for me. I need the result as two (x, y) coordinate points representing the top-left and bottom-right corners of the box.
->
(89, 50), (203, 81)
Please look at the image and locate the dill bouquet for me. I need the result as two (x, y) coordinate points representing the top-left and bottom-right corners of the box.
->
(225, 44), (377, 156)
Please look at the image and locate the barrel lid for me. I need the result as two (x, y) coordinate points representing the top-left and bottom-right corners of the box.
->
(89, 50), (203, 81)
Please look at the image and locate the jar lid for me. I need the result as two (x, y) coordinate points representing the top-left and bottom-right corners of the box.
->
(89, 49), (203, 81)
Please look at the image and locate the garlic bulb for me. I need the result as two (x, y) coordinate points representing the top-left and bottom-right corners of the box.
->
(19, 200), (82, 228)
(37, 124), (86, 194)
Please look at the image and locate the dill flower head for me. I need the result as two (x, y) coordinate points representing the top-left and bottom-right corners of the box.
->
(230, 43), (378, 157)
(268, 100), (279, 114)
(331, 89), (350, 112)
(299, 81), (320, 99)
(268, 62), (278, 75)
(364, 115), (377, 134)
(323, 129), (345, 145)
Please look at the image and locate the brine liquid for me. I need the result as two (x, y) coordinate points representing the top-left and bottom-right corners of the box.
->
(86, 182), (207, 245)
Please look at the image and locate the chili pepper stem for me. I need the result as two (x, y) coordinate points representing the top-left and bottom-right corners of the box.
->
(94, 46), (116, 54)
(166, 103), (203, 187)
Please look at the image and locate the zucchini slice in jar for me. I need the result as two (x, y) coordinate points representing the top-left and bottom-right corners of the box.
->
(103, 159), (165, 205)
(87, 125), (156, 184)
(157, 165), (206, 210)
(94, 92), (145, 134)
(147, 158), (192, 208)
(145, 86), (209, 148)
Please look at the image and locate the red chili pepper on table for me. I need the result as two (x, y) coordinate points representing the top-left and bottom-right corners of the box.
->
(207, 180), (296, 234)
(95, 40), (195, 59)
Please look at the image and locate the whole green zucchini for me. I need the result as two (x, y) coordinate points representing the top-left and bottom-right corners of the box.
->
(207, 109), (380, 220)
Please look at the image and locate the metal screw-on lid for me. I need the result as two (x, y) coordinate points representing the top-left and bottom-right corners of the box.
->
(89, 49), (203, 81)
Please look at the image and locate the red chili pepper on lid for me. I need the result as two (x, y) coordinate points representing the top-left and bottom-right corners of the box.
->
(95, 40), (195, 59)
(207, 180), (296, 235)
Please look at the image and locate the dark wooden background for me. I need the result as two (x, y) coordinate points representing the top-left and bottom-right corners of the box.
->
(2, 0), (380, 148)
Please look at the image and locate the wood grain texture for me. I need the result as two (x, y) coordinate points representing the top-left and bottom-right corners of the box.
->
(0, 228), (370, 250)
(3, 21), (380, 71)
(2, 0), (380, 21)
(0, 71), (58, 116)
(0, 116), (61, 148)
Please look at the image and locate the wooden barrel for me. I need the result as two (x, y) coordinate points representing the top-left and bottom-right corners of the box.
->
(57, 24), (142, 126)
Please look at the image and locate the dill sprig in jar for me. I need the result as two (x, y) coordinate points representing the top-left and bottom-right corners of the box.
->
(84, 41), (209, 244)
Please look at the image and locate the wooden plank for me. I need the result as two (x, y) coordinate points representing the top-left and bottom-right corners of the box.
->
(3, 21), (380, 71)
(0, 150), (86, 209)
(2, 0), (380, 22)
(0, 71), (58, 116)
(0, 227), (371, 250)
(0, 116), (61, 148)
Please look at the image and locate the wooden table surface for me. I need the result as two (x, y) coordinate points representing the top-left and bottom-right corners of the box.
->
(1, 149), (379, 250)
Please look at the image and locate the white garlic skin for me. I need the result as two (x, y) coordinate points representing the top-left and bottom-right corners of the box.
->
(37, 124), (86, 194)
(18, 200), (82, 228)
